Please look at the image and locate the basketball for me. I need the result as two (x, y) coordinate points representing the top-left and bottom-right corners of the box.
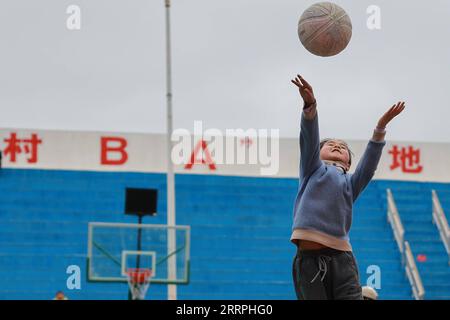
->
(298, 2), (352, 57)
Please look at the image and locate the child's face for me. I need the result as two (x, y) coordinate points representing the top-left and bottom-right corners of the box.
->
(320, 139), (350, 169)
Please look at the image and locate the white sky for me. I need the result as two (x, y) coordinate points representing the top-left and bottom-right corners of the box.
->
(0, 0), (449, 142)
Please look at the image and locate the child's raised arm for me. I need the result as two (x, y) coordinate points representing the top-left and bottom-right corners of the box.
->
(292, 74), (321, 179)
(351, 102), (406, 200)
(372, 102), (406, 142)
(291, 75), (317, 119)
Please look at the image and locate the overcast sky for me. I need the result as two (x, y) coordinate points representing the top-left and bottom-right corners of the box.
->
(0, 0), (449, 142)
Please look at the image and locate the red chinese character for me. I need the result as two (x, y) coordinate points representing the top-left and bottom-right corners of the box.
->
(3, 133), (42, 163)
(184, 139), (216, 170)
(388, 145), (423, 173)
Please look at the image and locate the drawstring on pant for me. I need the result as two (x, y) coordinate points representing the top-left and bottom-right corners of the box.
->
(311, 255), (331, 283)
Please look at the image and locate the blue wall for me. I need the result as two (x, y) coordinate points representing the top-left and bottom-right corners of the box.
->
(0, 168), (449, 299)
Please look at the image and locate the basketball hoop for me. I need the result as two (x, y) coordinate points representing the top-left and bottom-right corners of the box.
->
(126, 268), (152, 300)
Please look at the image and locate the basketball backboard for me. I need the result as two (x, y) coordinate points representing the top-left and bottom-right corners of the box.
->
(87, 222), (190, 284)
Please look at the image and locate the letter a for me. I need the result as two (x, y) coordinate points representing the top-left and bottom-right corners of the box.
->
(366, 5), (381, 30)
(366, 265), (381, 289)
(66, 265), (81, 290)
(66, 5), (81, 30)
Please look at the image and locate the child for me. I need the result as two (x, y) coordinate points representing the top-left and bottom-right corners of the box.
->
(290, 74), (405, 300)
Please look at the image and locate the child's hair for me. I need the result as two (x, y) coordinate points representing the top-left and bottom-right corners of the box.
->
(319, 138), (354, 166)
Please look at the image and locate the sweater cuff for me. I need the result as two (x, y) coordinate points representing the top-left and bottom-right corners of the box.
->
(302, 104), (317, 121)
(369, 139), (387, 145)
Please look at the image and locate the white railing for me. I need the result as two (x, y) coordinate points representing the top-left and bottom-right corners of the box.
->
(387, 189), (404, 253)
(432, 190), (450, 265)
(387, 189), (425, 300)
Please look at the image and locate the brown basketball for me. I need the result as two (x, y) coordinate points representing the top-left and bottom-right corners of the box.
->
(298, 2), (352, 57)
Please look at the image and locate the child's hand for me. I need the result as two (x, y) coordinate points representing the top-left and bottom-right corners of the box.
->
(377, 101), (406, 128)
(291, 75), (316, 106)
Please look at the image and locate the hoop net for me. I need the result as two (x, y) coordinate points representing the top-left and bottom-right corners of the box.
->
(126, 268), (152, 300)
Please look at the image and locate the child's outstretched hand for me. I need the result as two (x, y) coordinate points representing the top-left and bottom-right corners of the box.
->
(291, 74), (316, 106)
(377, 102), (406, 128)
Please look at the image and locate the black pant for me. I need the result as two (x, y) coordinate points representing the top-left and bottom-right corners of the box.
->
(292, 247), (363, 300)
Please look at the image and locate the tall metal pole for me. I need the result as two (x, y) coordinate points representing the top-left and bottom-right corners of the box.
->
(165, 0), (177, 300)
(136, 215), (143, 269)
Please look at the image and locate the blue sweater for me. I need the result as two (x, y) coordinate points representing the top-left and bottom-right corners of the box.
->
(292, 111), (386, 241)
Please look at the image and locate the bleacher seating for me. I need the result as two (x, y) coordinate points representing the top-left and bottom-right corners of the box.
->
(382, 182), (450, 300)
(0, 168), (448, 299)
